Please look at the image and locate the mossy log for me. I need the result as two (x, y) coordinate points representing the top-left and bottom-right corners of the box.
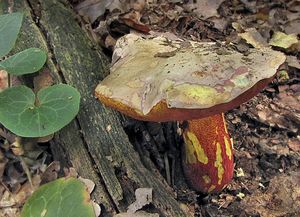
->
(1, 0), (190, 216)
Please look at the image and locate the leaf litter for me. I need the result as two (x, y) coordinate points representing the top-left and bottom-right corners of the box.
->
(115, 188), (159, 217)
(70, 0), (300, 216)
(2, 0), (298, 216)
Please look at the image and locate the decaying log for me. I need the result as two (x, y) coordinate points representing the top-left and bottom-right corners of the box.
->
(1, 0), (191, 216)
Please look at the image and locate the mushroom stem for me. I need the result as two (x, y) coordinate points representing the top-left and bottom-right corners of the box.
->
(182, 113), (234, 193)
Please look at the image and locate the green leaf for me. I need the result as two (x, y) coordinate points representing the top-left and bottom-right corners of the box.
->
(0, 12), (23, 58)
(0, 84), (80, 137)
(0, 48), (47, 75)
(21, 177), (96, 217)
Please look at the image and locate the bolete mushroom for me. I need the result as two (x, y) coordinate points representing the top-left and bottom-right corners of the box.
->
(95, 34), (285, 193)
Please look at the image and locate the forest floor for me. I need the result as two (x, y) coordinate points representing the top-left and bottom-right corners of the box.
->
(73, 0), (300, 216)
(0, 0), (299, 216)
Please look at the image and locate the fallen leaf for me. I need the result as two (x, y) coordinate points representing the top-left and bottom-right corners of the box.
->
(236, 192), (245, 199)
(75, 0), (115, 23)
(40, 161), (60, 184)
(78, 177), (100, 216)
(0, 175), (41, 213)
(238, 28), (268, 48)
(254, 89), (300, 133)
(105, 35), (117, 50)
(0, 149), (7, 178)
(64, 167), (79, 178)
(209, 17), (229, 32)
(92, 201), (101, 217)
(10, 137), (24, 156)
(0, 70), (8, 91)
(236, 168), (245, 177)
(285, 19), (300, 35)
(76, 0), (139, 23)
(184, 0), (225, 19)
(14, 175), (41, 205)
(286, 56), (300, 69)
(128, 188), (153, 213)
(213, 193), (235, 208)
(78, 177), (95, 194)
(131, 0), (146, 12)
(119, 11), (150, 33)
(269, 31), (299, 49)
(5, 162), (27, 192)
(37, 134), (54, 143)
(0, 189), (20, 217)
(33, 69), (54, 93)
(241, 172), (300, 217)
(288, 137), (300, 152)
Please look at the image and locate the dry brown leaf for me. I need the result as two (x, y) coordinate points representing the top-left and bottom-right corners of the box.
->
(76, 0), (144, 23)
(238, 28), (268, 48)
(119, 11), (150, 33)
(40, 161), (60, 184)
(212, 193), (235, 208)
(33, 69), (54, 93)
(184, 0), (225, 19)
(14, 175), (41, 205)
(0, 205), (20, 217)
(92, 200), (101, 217)
(127, 188), (153, 213)
(0, 70), (8, 91)
(113, 188), (158, 217)
(286, 56), (300, 69)
(105, 35), (117, 50)
(64, 167), (78, 178)
(131, 0), (146, 12)
(78, 176), (101, 216)
(75, 0), (116, 23)
(209, 17), (229, 32)
(285, 19), (300, 35)
(254, 86), (300, 134)
(37, 134), (54, 143)
(78, 177), (95, 194)
(288, 137), (300, 152)
(0, 149), (7, 179)
(0, 175), (40, 212)
(241, 172), (300, 217)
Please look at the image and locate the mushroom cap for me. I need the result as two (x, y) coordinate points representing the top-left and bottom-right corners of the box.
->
(95, 34), (286, 122)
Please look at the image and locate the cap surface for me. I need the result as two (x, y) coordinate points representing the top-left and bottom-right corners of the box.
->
(95, 34), (286, 121)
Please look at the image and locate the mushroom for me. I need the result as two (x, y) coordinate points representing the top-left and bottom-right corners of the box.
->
(95, 34), (286, 193)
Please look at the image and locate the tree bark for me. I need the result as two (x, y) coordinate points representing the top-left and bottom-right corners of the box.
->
(1, 1), (191, 216)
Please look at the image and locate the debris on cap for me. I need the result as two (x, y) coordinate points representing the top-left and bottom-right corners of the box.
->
(95, 33), (286, 121)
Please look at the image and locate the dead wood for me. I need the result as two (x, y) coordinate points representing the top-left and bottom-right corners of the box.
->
(0, 0), (190, 216)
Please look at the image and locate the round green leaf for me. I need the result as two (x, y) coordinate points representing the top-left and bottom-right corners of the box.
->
(0, 48), (47, 75)
(0, 12), (23, 58)
(21, 177), (95, 217)
(0, 84), (80, 137)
